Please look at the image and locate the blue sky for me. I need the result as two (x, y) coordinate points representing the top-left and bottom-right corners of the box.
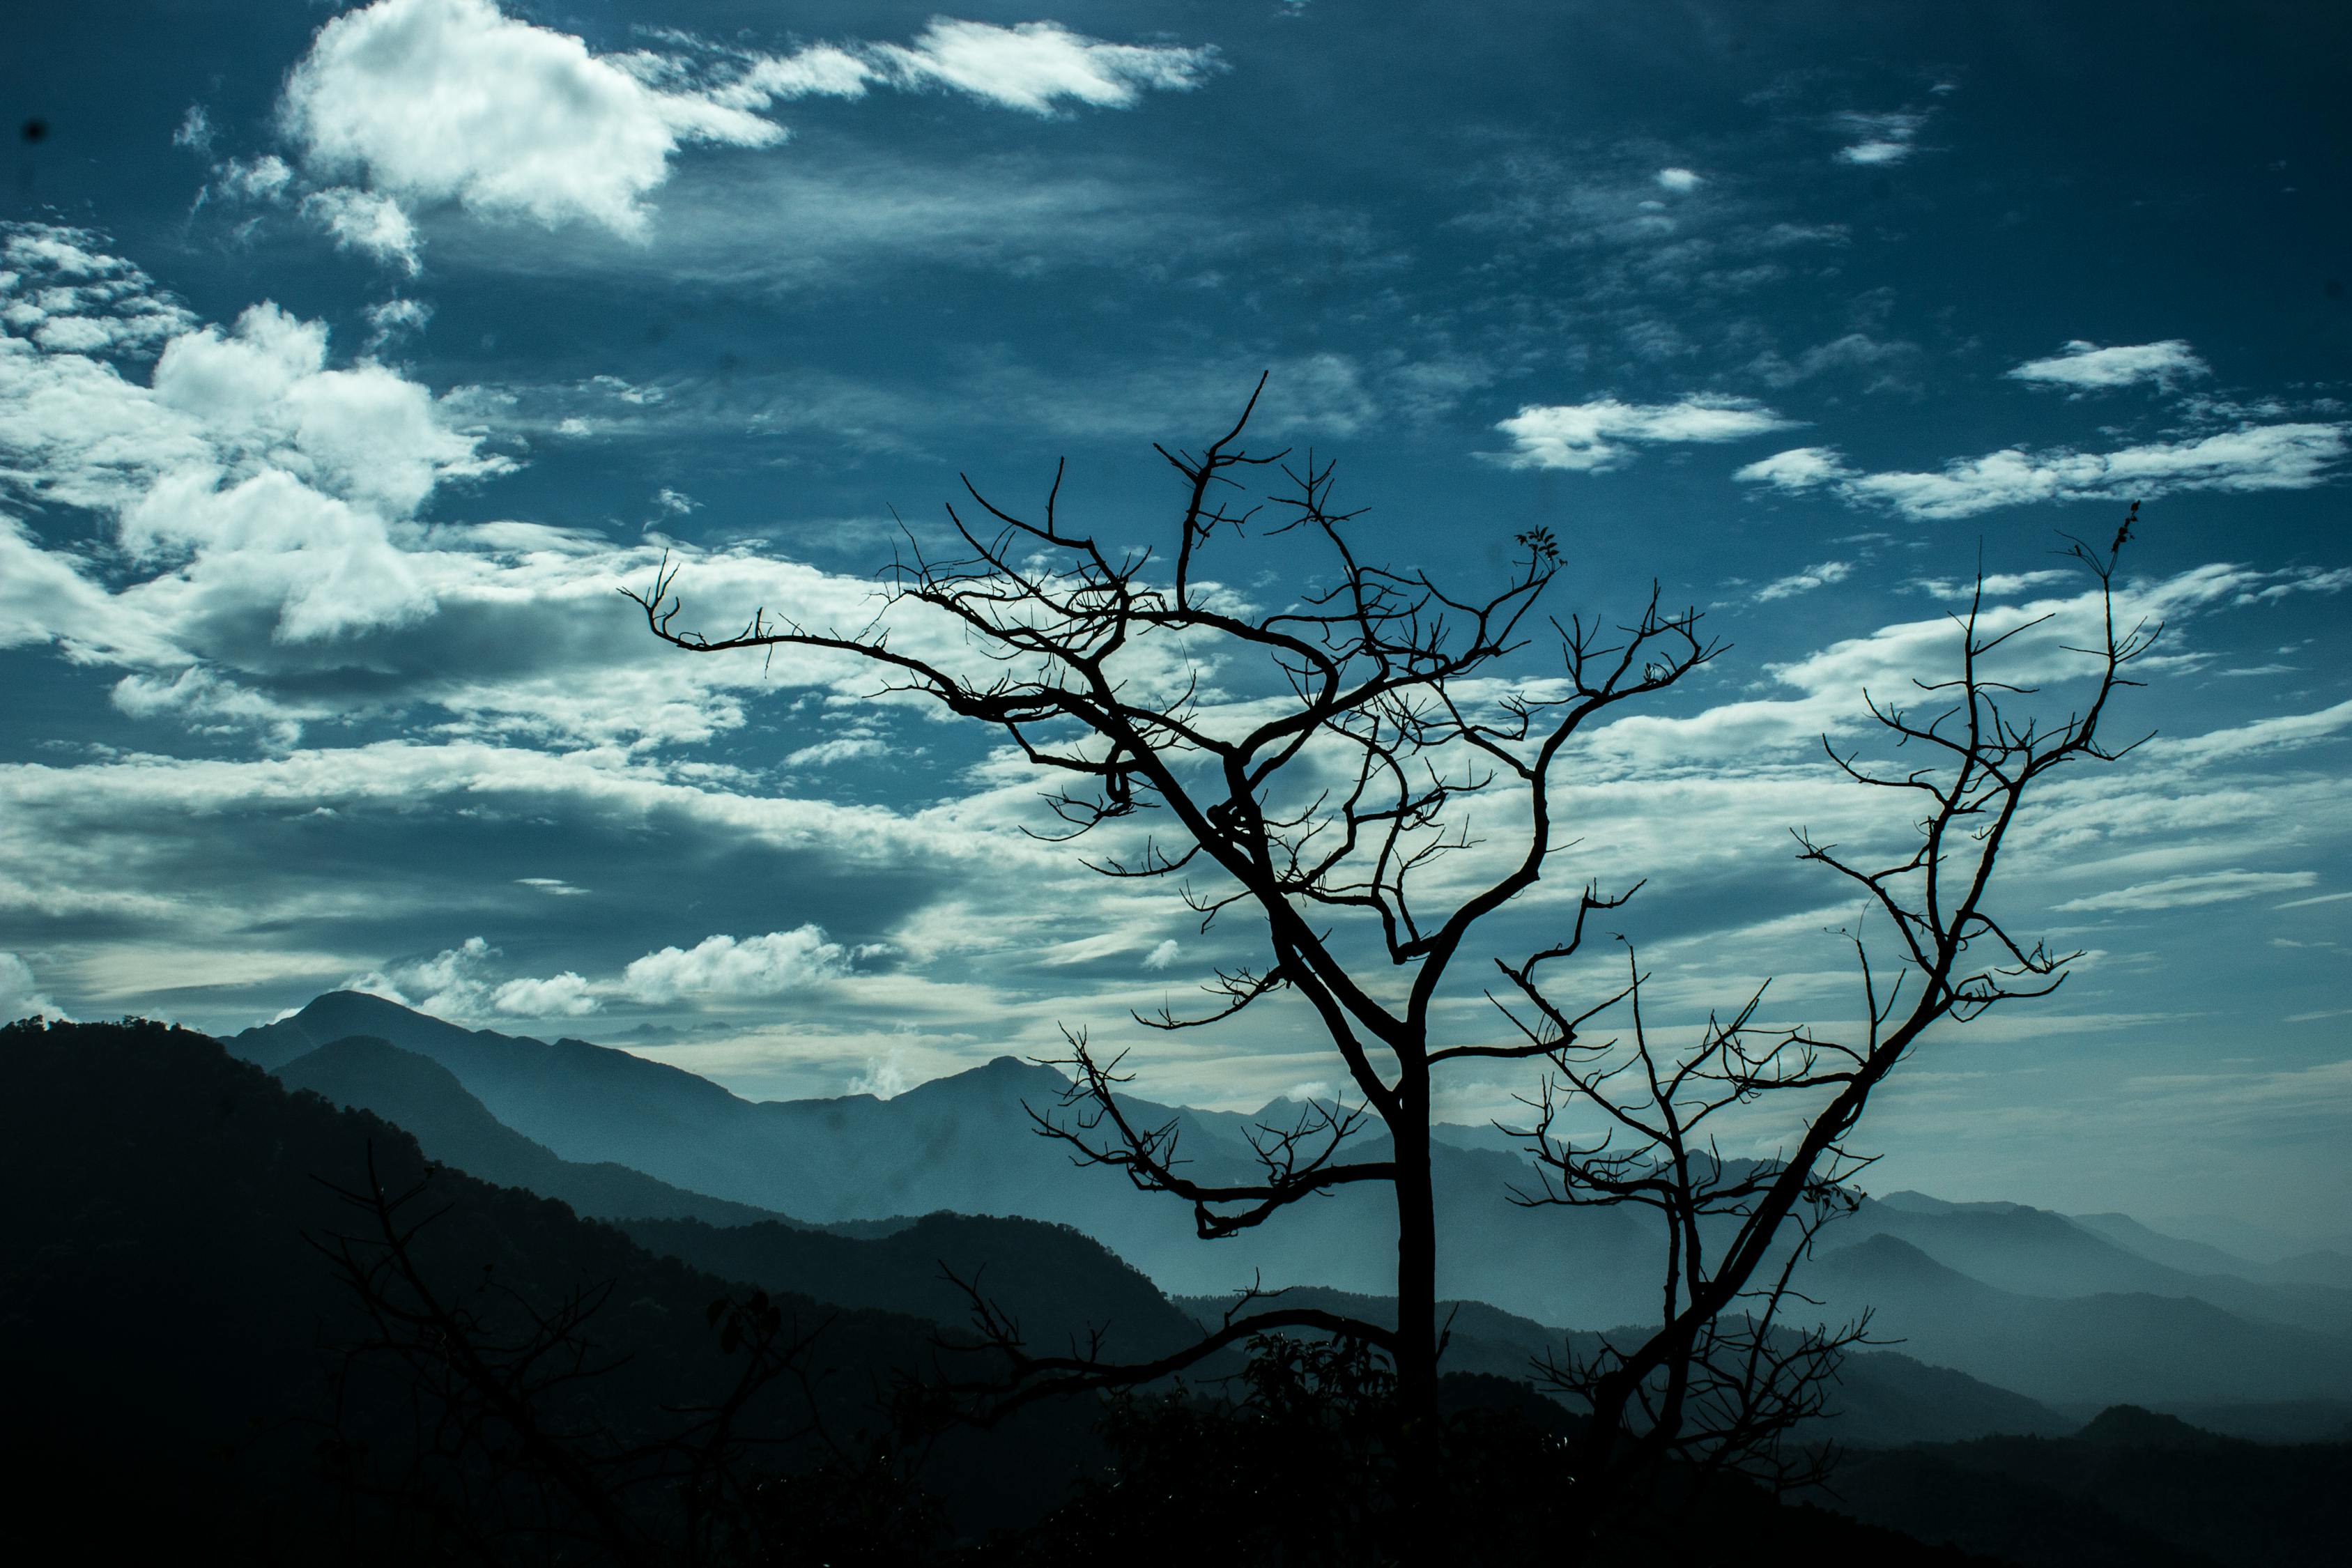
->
(3, 1), (2348, 1233)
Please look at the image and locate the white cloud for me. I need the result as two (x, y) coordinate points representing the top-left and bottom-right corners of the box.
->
(785, 736), (889, 769)
(868, 18), (1222, 114)
(173, 105), (214, 157)
(1144, 938), (1181, 970)
(276, 3), (1220, 243)
(1734, 424), (2348, 519)
(282, 0), (786, 240)
(1493, 394), (1798, 472)
(2054, 870), (2319, 912)
(302, 187), (422, 273)
(618, 925), (851, 1003)
(1654, 167), (1702, 192)
(1735, 445), (1853, 491)
(364, 296), (432, 353)
(2007, 339), (2210, 392)
(1834, 111), (1926, 165)
(491, 971), (599, 1016)
(217, 155), (293, 203)
(0, 239), (524, 687)
(1753, 560), (1852, 601)
(0, 951), (67, 1020)
(346, 935), (498, 1018)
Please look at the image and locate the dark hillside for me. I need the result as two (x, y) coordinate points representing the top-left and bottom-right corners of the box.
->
(0, 1018), (1089, 1561)
(1811, 1408), (2352, 1568)
(624, 1213), (1206, 1364)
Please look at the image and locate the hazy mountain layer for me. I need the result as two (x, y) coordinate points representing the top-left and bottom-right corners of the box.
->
(278, 1034), (789, 1228)
(1802, 1236), (2352, 1407)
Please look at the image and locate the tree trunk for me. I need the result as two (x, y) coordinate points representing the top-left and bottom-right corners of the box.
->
(1391, 1098), (1439, 1563)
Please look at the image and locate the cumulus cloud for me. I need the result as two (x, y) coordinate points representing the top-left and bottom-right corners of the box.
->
(346, 935), (499, 1017)
(491, 971), (599, 1016)
(0, 230), (582, 732)
(282, 0), (785, 240)
(1493, 394), (1797, 472)
(0, 951), (67, 1020)
(1734, 424), (2348, 518)
(275, 2), (1219, 243)
(1834, 111), (1926, 165)
(2007, 339), (2210, 392)
(618, 926), (851, 1004)
(343, 925), (852, 1018)
(1654, 167), (1702, 192)
(1143, 938), (1180, 970)
(2054, 870), (2319, 913)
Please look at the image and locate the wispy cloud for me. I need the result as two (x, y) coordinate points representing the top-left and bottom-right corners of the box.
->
(1493, 394), (1797, 472)
(2053, 870), (2319, 912)
(1735, 423), (2348, 518)
(2007, 339), (2211, 393)
(1832, 111), (1927, 166)
(1753, 561), (1853, 601)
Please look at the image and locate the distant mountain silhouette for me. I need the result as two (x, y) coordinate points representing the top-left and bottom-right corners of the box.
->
(2071, 1208), (2352, 1291)
(1803, 1234), (2352, 1406)
(1844, 1194), (2352, 1336)
(278, 1034), (787, 1228)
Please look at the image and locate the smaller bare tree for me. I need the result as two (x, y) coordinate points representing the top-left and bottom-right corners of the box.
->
(1497, 518), (2153, 1524)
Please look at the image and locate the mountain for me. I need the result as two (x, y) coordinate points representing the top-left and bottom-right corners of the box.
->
(1174, 1285), (2070, 1450)
(2072, 1210), (2352, 1291)
(1840, 1195), (2352, 1338)
(1801, 1235), (2352, 1407)
(622, 1213), (1208, 1366)
(229, 994), (2352, 1417)
(0, 1016), (1097, 1560)
(276, 1036), (1238, 1378)
(225, 992), (1664, 1323)
(277, 1034), (785, 1227)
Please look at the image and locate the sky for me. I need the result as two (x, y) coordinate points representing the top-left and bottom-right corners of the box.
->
(2, 1), (2347, 1234)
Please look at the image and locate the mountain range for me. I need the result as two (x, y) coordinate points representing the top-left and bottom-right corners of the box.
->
(227, 990), (2352, 1424)
(13, 1005), (2351, 1565)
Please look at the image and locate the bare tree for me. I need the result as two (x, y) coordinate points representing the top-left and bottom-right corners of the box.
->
(627, 386), (2147, 1542)
(1500, 522), (2153, 1518)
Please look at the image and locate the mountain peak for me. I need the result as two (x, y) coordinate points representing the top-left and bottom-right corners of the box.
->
(2075, 1404), (2231, 1449)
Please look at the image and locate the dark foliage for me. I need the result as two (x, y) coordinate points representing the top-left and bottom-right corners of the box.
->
(0, 1018), (1077, 1563)
(1813, 1408), (2352, 1568)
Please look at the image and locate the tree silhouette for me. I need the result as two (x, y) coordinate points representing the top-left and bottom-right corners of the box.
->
(629, 383), (2151, 1555)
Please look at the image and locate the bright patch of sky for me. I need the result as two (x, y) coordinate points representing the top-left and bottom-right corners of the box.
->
(1, 0), (2348, 1231)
